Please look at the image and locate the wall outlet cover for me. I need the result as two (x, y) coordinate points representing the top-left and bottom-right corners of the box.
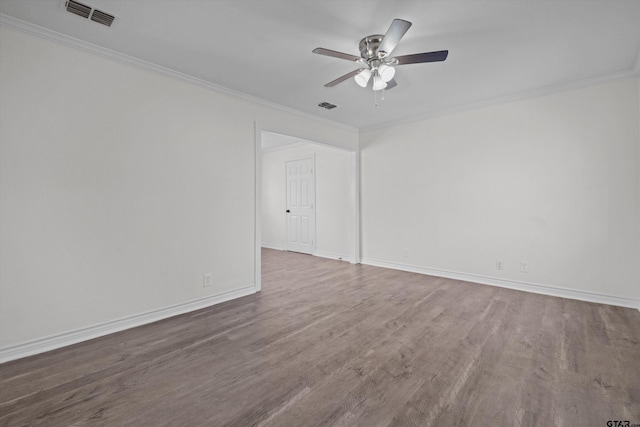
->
(203, 273), (213, 287)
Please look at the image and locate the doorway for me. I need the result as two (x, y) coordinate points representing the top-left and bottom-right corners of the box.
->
(255, 127), (360, 291)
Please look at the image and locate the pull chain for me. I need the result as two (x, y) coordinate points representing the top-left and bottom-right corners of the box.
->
(373, 88), (386, 107)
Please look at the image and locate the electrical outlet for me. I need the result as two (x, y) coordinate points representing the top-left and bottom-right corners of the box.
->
(203, 273), (212, 287)
(496, 260), (504, 270)
(402, 248), (409, 258)
(520, 262), (529, 273)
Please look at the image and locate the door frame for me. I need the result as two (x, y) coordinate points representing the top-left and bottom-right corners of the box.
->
(254, 123), (360, 292)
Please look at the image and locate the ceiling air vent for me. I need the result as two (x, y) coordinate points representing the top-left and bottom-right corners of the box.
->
(90, 9), (115, 27)
(318, 102), (338, 110)
(65, 0), (115, 27)
(65, 0), (91, 19)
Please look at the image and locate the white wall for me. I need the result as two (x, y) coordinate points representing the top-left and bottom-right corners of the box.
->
(361, 77), (640, 305)
(262, 142), (351, 260)
(1, 23), (637, 361)
(0, 27), (358, 352)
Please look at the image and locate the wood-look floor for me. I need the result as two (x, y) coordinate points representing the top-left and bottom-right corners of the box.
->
(1, 249), (639, 426)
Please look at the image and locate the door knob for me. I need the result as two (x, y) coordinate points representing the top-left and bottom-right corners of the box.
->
(286, 210), (290, 213)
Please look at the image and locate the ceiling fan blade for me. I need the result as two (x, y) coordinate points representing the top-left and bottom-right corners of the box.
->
(378, 19), (412, 57)
(313, 48), (361, 62)
(394, 50), (449, 65)
(385, 79), (398, 90)
(325, 69), (362, 87)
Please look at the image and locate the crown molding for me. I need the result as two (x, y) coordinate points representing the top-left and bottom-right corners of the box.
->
(0, 13), (358, 134)
(1, 13), (637, 138)
(362, 65), (640, 133)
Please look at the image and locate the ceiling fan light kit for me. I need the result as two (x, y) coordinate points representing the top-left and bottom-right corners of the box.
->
(355, 68), (372, 87)
(377, 63), (395, 82)
(372, 74), (387, 91)
(313, 18), (448, 94)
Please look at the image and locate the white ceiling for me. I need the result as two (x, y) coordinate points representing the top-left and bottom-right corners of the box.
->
(1, 0), (639, 130)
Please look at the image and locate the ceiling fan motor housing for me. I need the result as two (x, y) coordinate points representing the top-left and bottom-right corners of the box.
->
(359, 35), (386, 60)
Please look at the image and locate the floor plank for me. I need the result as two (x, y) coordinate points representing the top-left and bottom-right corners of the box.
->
(1, 249), (639, 426)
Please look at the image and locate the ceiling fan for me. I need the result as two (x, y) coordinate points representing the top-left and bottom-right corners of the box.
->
(313, 19), (448, 91)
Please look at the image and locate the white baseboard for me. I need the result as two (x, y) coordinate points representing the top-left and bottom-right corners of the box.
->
(261, 242), (285, 251)
(361, 258), (640, 310)
(314, 250), (351, 263)
(0, 285), (257, 364)
(262, 246), (352, 263)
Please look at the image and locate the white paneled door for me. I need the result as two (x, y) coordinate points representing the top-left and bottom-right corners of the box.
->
(286, 157), (315, 255)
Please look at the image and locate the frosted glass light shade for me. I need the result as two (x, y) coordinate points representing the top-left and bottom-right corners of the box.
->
(372, 75), (387, 91)
(354, 69), (372, 87)
(378, 64), (396, 82)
